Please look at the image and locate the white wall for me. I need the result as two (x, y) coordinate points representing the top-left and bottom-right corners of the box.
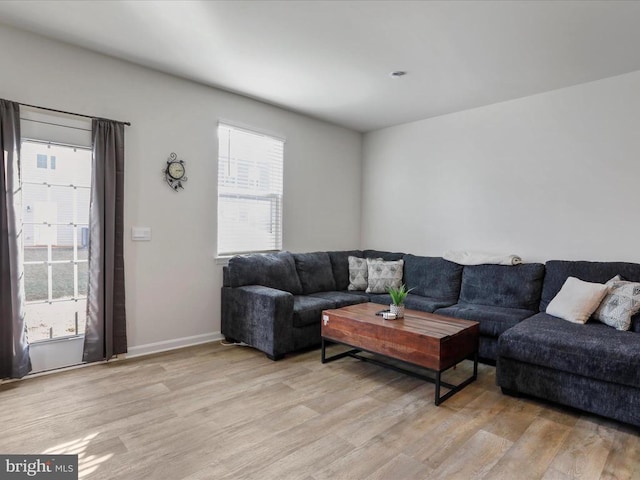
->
(0, 25), (362, 353)
(362, 70), (640, 264)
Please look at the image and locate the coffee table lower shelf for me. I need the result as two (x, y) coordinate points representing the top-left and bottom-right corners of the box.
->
(321, 337), (478, 406)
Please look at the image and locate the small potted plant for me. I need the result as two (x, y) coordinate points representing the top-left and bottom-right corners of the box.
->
(387, 284), (412, 318)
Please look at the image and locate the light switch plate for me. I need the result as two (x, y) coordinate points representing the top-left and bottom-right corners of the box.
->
(131, 226), (151, 241)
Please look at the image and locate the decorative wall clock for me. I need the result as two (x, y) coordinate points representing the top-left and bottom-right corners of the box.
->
(164, 152), (187, 191)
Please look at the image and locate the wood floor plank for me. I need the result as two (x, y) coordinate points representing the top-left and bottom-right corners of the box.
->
(600, 425), (640, 480)
(217, 395), (385, 477)
(336, 382), (432, 447)
(480, 396), (541, 443)
(236, 433), (354, 480)
(485, 416), (573, 479)
(428, 429), (513, 480)
(313, 435), (407, 480)
(542, 419), (616, 480)
(404, 389), (508, 470)
(366, 453), (432, 480)
(0, 342), (637, 480)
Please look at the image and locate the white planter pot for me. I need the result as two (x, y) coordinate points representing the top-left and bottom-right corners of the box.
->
(389, 304), (405, 318)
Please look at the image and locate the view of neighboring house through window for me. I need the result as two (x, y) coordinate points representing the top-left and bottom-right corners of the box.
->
(217, 123), (284, 256)
(22, 141), (91, 341)
(36, 153), (47, 169)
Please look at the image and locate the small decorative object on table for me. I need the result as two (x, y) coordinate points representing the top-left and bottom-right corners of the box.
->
(387, 284), (412, 319)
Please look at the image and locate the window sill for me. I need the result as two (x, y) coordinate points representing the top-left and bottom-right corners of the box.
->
(215, 256), (231, 266)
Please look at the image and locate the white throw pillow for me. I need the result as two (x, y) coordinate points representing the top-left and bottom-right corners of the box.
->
(366, 258), (404, 294)
(593, 276), (640, 331)
(546, 277), (609, 324)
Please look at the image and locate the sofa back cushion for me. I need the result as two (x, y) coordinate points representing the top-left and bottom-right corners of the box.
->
(328, 250), (363, 291)
(403, 254), (463, 301)
(227, 251), (303, 294)
(362, 249), (405, 261)
(459, 263), (545, 310)
(293, 252), (337, 294)
(541, 260), (640, 314)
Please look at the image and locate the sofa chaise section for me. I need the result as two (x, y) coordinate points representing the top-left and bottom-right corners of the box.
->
(498, 313), (640, 427)
(497, 260), (640, 427)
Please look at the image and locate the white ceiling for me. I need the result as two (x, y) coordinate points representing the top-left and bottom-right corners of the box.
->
(1, 0), (640, 132)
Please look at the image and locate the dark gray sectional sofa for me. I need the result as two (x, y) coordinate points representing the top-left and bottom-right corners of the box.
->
(222, 250), (640, 427)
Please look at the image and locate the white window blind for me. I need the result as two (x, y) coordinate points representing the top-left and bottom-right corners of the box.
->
(217, 123), (284, 256)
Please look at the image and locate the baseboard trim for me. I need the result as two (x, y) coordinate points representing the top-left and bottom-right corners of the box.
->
(125, 332), (224, 358)
(0, 333), (224, 385)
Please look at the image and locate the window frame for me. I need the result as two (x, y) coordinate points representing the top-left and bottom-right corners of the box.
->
(216, 122), (285, 258)
(21, 140), (92, 342)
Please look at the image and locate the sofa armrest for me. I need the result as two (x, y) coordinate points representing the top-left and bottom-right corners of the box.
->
(221, 285), (294, 358)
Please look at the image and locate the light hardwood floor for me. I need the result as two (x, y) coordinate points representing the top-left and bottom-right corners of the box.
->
(1, 342), (638, 479)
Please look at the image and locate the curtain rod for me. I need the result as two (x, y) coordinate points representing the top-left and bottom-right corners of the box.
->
(20, 102), (131, 126)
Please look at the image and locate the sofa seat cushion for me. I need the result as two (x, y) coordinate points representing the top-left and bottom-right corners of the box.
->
(368, 293), (391, 306)
(435, 303), (535, 337)
(308, 291), (369, 308)
(499, 312), (640, 389)
(369, 293), (455, 313)
(403, 294), (455, 313)
(459, 263), (545, 310)
(403, 255), (463, 302)
(292, 296), (336, 328)
(293, 252), (336, 294)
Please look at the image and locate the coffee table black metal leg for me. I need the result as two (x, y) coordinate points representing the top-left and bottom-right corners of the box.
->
(434, 354), (479, 405)
(473, 351), (478, 379)
(322, 339), (478, 405)
(321, 337), (360, 364)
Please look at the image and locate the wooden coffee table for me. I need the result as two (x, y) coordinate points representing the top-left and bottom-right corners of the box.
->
(321, 303), (479, 405)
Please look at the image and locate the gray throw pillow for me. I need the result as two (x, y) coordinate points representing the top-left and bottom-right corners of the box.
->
(594, 276), (640, 331)
(366, 258), (404, 294)
(348, 256), (369, 291)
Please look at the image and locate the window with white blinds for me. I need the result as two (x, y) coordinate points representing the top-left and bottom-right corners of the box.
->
(217, 123), (284, 256)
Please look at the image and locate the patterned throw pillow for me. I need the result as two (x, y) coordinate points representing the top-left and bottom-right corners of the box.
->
(366, 258), (404, 294)
(347, 256), (369, 291)
(594, 276), (640, 331)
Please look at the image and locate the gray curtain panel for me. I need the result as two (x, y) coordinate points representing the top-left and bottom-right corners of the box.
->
(83, 119), (127, 362)
(0, 99), (31, 378)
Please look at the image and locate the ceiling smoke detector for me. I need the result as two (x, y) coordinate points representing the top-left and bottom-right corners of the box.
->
(389, 71), (407, 78)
